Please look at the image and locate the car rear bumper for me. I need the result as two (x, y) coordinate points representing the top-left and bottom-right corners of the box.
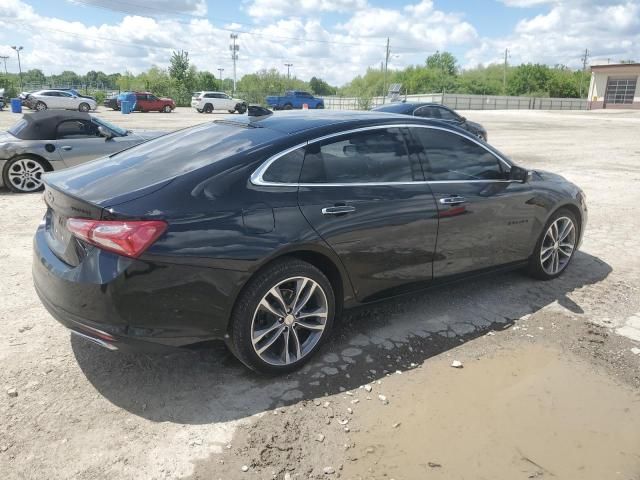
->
(33, 224), (244, 352)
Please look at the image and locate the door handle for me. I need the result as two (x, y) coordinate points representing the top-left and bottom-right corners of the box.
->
(321, 205), (356, 215)
(439, 196), (466, 205)
(61, 146), (73, 151)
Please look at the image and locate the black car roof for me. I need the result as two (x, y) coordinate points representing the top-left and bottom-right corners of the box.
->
(372, 102), (449, 114)
(222, 109), (449, 135)
(13, 110), (92, 140)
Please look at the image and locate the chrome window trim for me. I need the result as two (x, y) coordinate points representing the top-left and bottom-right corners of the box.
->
(250, 123), (512, 187)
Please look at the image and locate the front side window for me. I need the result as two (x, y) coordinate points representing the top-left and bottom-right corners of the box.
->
(413, 106), (438, 119)
(412, 128), (506, 181)
(300, 128), (418, 184)
(435, 107), (459, 121)
(148, 95), (158, 101)
(56, 120), (99, 139)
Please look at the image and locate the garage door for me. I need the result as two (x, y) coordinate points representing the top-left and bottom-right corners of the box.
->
(605, 77), (637, 105)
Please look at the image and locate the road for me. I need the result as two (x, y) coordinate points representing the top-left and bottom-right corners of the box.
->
(0, 107), (639, 479)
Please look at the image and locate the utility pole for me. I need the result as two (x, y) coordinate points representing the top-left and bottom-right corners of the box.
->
(284, 63), (293, 80)
(579, 48), (590, 98)
(217, 68), (224, 90)
(0, 56), (8, 76)
(11, 46), (24, 91)
(503, 48), (509, 95)
(382, 37), (390, 104)
(229, 33), (239, 94)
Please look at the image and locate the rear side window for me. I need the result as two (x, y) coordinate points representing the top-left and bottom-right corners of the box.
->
(435, 107), (458, 121)
(412, 128), (506, 181)
(300, 128), (418, 184)
(414, 106), (439, 119)
(262, 149), (304, 183)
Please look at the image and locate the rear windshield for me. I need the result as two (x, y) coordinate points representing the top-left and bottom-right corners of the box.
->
(7, 118), (28, 138)
(46, 122), (281, 201)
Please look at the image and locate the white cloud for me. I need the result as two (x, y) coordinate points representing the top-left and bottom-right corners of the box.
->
(245, 0), (367, 19)
(499, 0), (555, 7)
(466, 1), (640, 68)
(69, 0), (208, 16)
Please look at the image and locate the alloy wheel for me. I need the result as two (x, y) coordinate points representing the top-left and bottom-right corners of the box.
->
(540, 216), (576, 275)
(8, 159), (46, 192)
(251, 276), (328, 366)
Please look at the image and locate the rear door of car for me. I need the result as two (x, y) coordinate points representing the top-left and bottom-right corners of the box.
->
(410, 125), (537, 278)
(297, 126), (439, 301)
(41, 91), (62, 109)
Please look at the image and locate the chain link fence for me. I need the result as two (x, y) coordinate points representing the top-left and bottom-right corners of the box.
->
(320, 93), (588, 111)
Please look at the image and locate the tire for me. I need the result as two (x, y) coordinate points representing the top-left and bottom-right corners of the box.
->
(203, 103), (213, 113)
(228, 110), (235, 114)
(163, 105), (172, 113)
(196, 108), (203, 113)
(527, 208), (579, 280)
(78, 102), (90, 112)
(228, 258), (336, 374)
(2, 156), (48, 193)
(316, 103), (324, 109)
(236, 103), (247, 114)
(283, 103), (293, 110)
(35, 101), (47, 111)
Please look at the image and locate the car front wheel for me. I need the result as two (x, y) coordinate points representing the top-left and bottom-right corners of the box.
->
(35, 101), (47, 111)
(528, 208), (579, 280)
(163, 105), (172, 113)
(78, 102), (90, 112)
(229, 258), (335, 374)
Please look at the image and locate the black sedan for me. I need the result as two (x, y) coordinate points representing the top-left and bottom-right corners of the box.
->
(373, 102), (487, 141)
(33, 111), (586, 374)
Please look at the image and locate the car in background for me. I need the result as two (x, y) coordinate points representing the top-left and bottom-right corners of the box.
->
(103, 94), (119, 110)
(32, 110), (586, 374)
(372, 102), (487, 141)
(0, 110), (166, 193)
(22, 90), (97, 112)
(117, 92), (175, 113)
(266, 90), (324, 110)
(191, 91), (247, 114)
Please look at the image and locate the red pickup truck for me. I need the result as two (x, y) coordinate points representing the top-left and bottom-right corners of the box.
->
(118, 92), (176, 113)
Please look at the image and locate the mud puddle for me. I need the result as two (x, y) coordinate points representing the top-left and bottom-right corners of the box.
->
(345, 344), (640, 480)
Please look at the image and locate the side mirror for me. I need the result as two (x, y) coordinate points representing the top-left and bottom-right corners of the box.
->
(509, 165), (532, 183)
(98, 125), (114, 140)
(459, 116), (466, 123)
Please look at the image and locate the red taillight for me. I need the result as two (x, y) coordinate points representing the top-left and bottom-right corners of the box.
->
(66, 219), (167, 258)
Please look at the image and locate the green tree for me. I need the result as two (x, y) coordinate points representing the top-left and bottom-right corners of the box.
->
(507, 64), (551, 96)
(426, 51), (458, 76)
(309, 77), (336, 95)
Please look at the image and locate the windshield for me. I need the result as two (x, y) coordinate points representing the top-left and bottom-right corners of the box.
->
(90, 116), (128, 137)
(7, 118), (28, 138)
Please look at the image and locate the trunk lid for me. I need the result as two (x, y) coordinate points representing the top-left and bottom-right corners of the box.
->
(43, 185), (104, 267)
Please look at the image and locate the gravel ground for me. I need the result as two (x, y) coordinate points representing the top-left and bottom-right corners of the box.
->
(1, 107), (639, 479)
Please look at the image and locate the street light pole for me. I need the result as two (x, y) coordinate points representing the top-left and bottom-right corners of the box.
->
(217, 68), (224, 90)
(284, 63), (293, 80)
(11, 46), (24, 91)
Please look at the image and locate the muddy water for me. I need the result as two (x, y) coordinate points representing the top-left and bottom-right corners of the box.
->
(345, 345), (640, 480)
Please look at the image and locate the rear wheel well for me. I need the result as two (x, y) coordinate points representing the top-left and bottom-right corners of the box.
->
(231, 250), (346, 331)
(7, 154), (53, 173)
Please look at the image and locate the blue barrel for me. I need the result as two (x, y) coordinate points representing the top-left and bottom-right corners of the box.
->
(121, 100), (131, 114)
(11, 98), (22, 114)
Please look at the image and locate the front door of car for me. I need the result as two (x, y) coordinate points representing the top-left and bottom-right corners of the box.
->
(217, 94), (234, 110)
(42, 92), (63, 109)
(409, 126), (537, 279)
(135, 94), (149, 111)
(297, 127), (439, 302)
(57, 91), (76, 109)
(55, 119), (127, 167)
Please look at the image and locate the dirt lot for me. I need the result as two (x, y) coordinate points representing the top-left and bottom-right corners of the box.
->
(1, 107), (640, 480)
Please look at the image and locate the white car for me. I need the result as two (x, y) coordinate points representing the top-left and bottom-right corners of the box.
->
(191, 91), (247, 114)
(24, 90), (97, 112)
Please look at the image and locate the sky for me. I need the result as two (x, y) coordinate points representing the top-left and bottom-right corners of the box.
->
(0, 0), (638, 85)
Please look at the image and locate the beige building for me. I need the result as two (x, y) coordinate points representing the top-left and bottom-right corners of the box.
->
(588, 63), (640, 109)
